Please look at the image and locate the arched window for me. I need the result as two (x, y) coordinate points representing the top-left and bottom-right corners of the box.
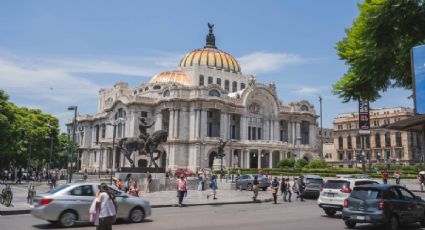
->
(300, 105), (309, 111)
(208, 89), (220, 97)
(114, 108), (126, 120)
(163, 90), (170, 97)
(385, 132), (391, 147)
(240, 83), (246, 90)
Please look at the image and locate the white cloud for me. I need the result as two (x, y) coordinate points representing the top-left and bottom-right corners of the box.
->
(296, 87), (320, 95)
(238, 52), (306, 74)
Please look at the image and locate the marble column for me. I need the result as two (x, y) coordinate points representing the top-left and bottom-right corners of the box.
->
(269, 151), (273, 168)
(240, 116), (247, 140)
(155, 111), (163, 131)
(309, 124), (315, 147)
(174, 109), (180, 138)
(168, 109), (175, 139)
(257, 149), (261, 168)
(200, 109), (207, 139)
(220, 112), (228, 140)
(288, 122), (293, 144)
(296, 122), (301, 142)
(246, 151), (250, 169)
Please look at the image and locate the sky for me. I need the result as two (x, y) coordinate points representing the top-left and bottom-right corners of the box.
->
(0, 0), (413, 131)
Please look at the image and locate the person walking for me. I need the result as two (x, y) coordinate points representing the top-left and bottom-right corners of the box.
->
(280, 178), (287, 202)
(382, 170), (389, 184)
(96, 183), (118, 230)
(271, 177), (279, 204)
(207, 175), (218, 200)
(123, 174), (131, 193)
(145, 171), (152, 193)
(292, 178), (300, 200)
(252, 175), (259, 202)
(16, 168), (22, 184)
(285, 178), (292, 202)
(394, 169), (401, 185)
(298, 175), (306, 202)
(176, 175), (187, 207)
(128, 181), (139, 197)
(418, 173), (425, 192)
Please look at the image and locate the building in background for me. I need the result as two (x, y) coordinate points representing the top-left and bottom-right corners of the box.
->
(69, 25), (319, 173)
(330, 107), (422, 168)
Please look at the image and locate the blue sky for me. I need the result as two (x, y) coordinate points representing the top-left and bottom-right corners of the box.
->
(0, 0), (413, 131)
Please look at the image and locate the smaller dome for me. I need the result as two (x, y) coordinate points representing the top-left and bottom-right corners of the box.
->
(149, 70), (192, 86)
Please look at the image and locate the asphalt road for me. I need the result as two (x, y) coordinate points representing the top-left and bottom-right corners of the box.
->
(1, 199), (425, 230)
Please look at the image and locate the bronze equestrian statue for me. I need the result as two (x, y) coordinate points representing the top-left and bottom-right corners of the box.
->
(117, 117), (168, 168)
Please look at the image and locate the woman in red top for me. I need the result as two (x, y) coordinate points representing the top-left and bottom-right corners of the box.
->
(177, 175), (187, 207)
(382, 170), (389, 184)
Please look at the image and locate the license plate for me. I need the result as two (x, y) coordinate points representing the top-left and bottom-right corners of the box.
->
(327, 193), (334, 197)
(356, 216), (365, 220)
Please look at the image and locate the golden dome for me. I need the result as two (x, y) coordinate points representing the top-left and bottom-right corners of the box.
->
(149, 70), (192, 86)
(178, 48), (241, 73)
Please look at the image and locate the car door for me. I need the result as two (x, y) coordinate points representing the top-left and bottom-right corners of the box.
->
(69, 185), (95, 221)
(110, 188), (131, 219)
(397, 187), (421, 223)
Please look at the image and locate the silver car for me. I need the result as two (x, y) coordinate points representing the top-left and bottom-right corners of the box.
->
(235, 174), (270, 191)
(31, 182), (151, 227)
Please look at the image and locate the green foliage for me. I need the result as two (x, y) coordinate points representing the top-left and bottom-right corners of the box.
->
(308, 159), (328, 169)
(278, 157), (295, 168)
(295, 159), (308, 168)
(0, 89), (62, 170)
(334, 0), (425, 102)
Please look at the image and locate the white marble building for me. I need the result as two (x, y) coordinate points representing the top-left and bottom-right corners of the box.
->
(72, 25), (319, 173)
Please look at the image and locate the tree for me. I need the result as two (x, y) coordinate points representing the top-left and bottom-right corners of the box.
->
(296, 159), (308, 168)
(334, 0), (425, 102)
(278, 157), (295, 168)
(308, 159), (328, 169)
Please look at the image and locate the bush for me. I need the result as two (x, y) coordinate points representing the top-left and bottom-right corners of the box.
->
(296, 159), (308, 168)
(308, 159), (328, 169)
(278, 157), (295, 168)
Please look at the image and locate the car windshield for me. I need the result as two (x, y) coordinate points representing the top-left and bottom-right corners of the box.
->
(324, 180), (349, 189)
(46, 184), (71, 194)
(350, 187), (381, 200)
(306, 178), (323, 184)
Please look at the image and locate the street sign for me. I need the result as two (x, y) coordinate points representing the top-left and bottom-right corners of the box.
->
(358, 100), (370, 134)
(411, 44), (425, 114)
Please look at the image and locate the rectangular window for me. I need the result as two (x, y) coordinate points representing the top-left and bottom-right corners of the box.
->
(141, 111), (148, 118)
(248, 126), (252, 140)
(101, 124), (106, 139)
(232, 81), (237, 92)
(216, 78), (221, 86)
(231, 125), (236, 139)
(95, 125), (99, 144)
(94, 151), (97, 162)
(199, 75), (204, 86)
(257, 128), (262, 140)
(208, 76), (213, 84)
(225, 80), (230, 91)
(396, 132), (402, 147)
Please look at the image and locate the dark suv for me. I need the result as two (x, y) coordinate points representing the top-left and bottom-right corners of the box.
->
(342, 184), (425, 230)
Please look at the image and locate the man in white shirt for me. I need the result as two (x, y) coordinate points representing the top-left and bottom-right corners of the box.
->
(96, 183), (117, 230)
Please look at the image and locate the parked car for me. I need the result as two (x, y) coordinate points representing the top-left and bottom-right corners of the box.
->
(301, 175), (324, 198)
(174, 169), (196, 177)
(342, 184), (425, 230)
(318, 178), (378, 216)
(235, 174), (270, 191)
(31, 182), (151, 227)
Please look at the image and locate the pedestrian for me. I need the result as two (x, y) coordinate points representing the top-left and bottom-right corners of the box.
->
(83, 168), (88, 181)
(96, 183), (118, 230)
(123, 174), (131, 193)
(271, 177), (279, 204)
(16, 168), (22, 184)
(145, 171), (152, 193)
(285, 178), (292, 202)
(128, 180), (139, 197)
(252, 175), (259, 202)
(394, 169), (401, 185)
(382, 170), (389, 184)
(176, 175), (187, 207)
(292, 178), (299, 200)
(418, 173), (425, 192)
(207, 175), (218, 200)
(198, 170), (205, 191)
(280, 178), (287, 202)
(298, 175), (306, 202)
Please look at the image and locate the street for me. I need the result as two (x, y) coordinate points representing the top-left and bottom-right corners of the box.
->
(1, 199), (425, 230)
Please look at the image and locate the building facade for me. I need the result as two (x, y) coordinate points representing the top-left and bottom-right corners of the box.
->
(72, 25), (319, 173)
(329, 107), (423, 167)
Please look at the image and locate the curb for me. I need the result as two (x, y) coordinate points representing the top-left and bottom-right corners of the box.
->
(0, 198), (272, 216)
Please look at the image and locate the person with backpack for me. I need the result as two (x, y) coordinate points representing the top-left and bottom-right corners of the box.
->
(271, 177), (279, 204)
(207, 175), (218, 200)
(252, 175), (259, 202)
(96, 183), (118, 230)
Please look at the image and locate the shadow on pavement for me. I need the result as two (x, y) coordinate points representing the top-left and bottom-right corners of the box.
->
(32, 219), (153, 229)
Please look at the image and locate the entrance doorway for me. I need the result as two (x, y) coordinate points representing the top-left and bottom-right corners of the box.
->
(250, 152), (258, 168)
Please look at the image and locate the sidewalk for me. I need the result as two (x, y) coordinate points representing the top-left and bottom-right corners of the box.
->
(0, 180), (272, 215)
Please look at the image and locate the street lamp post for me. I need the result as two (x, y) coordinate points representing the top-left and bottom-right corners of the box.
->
(319, 96), (323, 159)
(67, 105), (77, 183)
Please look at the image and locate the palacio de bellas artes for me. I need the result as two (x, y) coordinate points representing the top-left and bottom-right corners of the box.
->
(70, 24), (319, 175)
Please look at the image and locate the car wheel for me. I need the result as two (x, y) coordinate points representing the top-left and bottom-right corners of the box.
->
(59, 210), (78, 227)
(386, 215), (399, 230)
(324, 209), (336, 217)
(247, 183), (253, 191)
(129, 207), (145, 223)
(344, 221), (356, 229)
(262, 187), (267, 191)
